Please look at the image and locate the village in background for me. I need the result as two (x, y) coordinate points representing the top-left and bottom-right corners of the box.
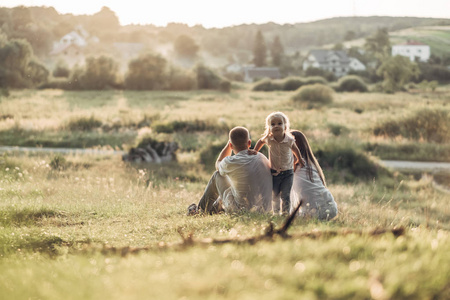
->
(0, 6), (449, 92)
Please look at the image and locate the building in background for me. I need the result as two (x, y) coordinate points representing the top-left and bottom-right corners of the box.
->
(392, 41), (430, 62)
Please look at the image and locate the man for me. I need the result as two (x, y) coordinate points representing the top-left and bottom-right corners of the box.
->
(188, 126), (272, 215)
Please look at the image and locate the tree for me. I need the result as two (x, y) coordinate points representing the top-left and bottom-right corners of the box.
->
(174, 34), (199, 59)
(125, 52), (168, 90)
(253, 30), (267, 67)
(376, 55), (420, 92)
(0, 33), (48, 88)
(80, 55), (120, 90)
(270, 35), (284, 67)
(364, 28), (391, 59)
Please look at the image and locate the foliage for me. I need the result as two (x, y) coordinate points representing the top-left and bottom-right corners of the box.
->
(376, 55), (420, 93)
(253, 30), (267, 67)
(270, 35), (284, 66)
(282, 76), (304, 91)
(373, 109), (450, 143)
(0, 34), (48, 88)
(66, 116), (103, 131)
(167, 66), (196, 91)
(52, 60), (70, 78)
(174, 34), (199, 59)
(417, 63), (450, 83)
(304, 67), (336, 82)
(291, 83), (334, 105)
(124, 52), (168, 90)
(252, 78), (280, 91)
(80, 55), (120, 90)
(314, 144), (384, 182)
(364, 27), (391, 59)
(335, 75), (368, 92)
(195, 64), (223, 90)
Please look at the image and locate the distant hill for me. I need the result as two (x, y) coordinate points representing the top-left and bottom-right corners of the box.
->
(1, 5), (449, 67)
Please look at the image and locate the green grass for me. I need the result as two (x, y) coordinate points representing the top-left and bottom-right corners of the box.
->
(0, 86), (450, 299)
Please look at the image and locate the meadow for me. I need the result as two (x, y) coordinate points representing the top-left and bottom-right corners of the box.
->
(0, 85), (449, 299)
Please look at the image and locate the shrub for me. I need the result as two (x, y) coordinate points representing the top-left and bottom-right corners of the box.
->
(305, 67), (336, 82)
(52, 61), (70, 78)
(80, 55), (120, 90)
(167, 67), (196, 91)
(66, 116), (102, 131)
(219, 80), (231, 93)
(328, 123), (349, 136)
(373, 109), (450, 143)
(252, 78), (283, 91)
(195, 64), (222, 89)
(199, 143), (225, 172)
(282, 76), (304, 91)
(125, 52), (168, 90)
(336, 75), (368, 92)
(315, 146), (381, 183)
(291, 84), (334, 105)
(303, 76), (328, 85)
(153, 119), (227, 134)
(418, 63), (450, 83)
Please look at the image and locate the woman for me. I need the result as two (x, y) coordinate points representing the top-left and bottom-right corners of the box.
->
(290, 130), (338, 220)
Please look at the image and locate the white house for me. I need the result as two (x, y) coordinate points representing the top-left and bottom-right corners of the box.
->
(349, 58), (366, 72)
(303, 50), (350, 77)
(392, 41), (430, 62)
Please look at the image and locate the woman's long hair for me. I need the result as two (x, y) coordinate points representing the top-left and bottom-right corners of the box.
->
(291, 130), (327, 187)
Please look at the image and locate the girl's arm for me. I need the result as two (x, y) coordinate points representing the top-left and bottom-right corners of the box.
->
(248, 138), (265, 155)
(291, 143), (304, 169)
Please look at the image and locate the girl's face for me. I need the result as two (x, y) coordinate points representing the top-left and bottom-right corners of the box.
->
(269, 116), (285, 136)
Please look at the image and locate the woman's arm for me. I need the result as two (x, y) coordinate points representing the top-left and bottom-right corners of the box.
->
(291, 143), (304, 169)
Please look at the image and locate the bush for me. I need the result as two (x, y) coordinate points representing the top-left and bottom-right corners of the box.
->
(66, 116), (102, 131)
(373, 109), (450, 143)
(153, 119), (227, 134)
(303, 76), (328, 85)
(291, 84), (334, 105)
(282, 76), (304, 91)
(315, 146), (381, 183)
(336, 75), (368, 92)
(52, 62), (70, 78)
(195, 64), (222, 89)
(199, 143), (225, 172)
(252, 78), (284, 91)
(80, 55), (120, 90)
(305, 67), (336, 82)
(167, 67), (196, 91)
(125, 52), (168, 90)
(219, 80), (231, 93)
(418, 63), (450, 83)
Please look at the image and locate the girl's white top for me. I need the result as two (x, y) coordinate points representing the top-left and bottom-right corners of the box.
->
(262, 134), (295, 172)
(290, 163), (338, 220)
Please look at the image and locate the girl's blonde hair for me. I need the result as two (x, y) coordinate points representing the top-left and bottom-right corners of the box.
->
(263, 111), (292, 138)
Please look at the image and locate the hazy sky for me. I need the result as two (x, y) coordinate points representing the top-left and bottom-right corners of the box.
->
(2, 0), (449, 28)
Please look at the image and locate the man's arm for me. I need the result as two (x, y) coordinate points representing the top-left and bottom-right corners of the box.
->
(248, 138), (265, 155)
(215, 141), (233, 170)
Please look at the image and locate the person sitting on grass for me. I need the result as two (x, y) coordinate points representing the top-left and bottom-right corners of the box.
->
(290, 130), (338, 220)
(187, 126), (272, 215)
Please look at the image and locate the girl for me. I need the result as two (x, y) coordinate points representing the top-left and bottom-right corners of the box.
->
(290, 130), (337, 220)
(253, 112), (303, 215)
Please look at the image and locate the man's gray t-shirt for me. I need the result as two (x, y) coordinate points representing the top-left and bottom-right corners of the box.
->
(218, 150), (272, 212)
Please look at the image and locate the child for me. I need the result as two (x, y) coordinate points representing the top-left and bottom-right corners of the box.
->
(252, 112), (303, 215)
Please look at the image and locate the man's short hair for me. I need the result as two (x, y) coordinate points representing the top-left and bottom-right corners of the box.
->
(229, 126), (249, 148)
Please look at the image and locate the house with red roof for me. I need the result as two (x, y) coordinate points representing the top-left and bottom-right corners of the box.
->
(391, 40), (430, 62)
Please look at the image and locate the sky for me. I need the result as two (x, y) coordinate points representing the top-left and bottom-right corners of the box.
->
(2, 0), (450, 28)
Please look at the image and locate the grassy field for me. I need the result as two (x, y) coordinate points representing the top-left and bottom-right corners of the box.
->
(0, 85), (450, 299)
